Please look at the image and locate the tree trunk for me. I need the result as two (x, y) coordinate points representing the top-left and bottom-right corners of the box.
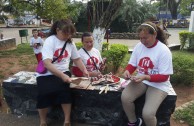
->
(166, 0), (181, 19)
(92, 0), (122, 51)
(93, 27), (106, 51)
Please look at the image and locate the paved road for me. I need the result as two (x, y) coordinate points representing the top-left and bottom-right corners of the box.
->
(1, 27), (186, 49)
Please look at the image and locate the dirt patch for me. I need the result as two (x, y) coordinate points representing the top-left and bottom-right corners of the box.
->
(0, 56), (193, 126)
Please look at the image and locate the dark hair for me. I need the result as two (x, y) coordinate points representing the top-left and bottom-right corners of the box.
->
(49, 19), (76, 43)
(137, 22), (167, 45)
(32, 29), (38, 33)
(81, 32), (93, 42)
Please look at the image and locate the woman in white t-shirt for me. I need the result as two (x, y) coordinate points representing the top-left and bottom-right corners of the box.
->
(72, 32), (106, 77)
(121, 22), (173, 126)
(30, 29), (44, 63)
(36, 19), (89, 126)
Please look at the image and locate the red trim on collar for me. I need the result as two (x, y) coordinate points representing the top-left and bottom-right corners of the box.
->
(148, 39), (158, 48)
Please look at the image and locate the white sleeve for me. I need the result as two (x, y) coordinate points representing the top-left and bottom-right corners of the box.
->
(71, 42), (80, 59)
(128, 44), (139, 67)
(38, 37), (44, 44)
(41, 38), (54, 60)
(158, 48), (173, 75)
(30, 37), (33, 46)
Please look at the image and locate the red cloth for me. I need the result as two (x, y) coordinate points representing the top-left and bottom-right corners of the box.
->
(72, 66), (83, 77)
(150, 74), (169, 82)
(125, 64), (136, 74)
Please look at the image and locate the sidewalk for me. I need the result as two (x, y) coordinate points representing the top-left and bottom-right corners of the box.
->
(1, 27), (182, 49)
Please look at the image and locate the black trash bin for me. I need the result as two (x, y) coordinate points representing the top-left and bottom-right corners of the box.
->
(19, 29), (28, 37)
(19, 29), (28, 43)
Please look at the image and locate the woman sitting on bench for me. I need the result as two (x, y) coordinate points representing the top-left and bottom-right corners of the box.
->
(121, 21), (174, 126)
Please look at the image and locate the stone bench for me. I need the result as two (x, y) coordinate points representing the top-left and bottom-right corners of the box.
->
(0, 38), (16, 50)
(2, 71), (177, 126)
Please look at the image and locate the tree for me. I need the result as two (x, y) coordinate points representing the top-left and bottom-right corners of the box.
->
(40, 0), (69, 21)
(88, 0), (122, 51)
(2, 0), (82, 23)
(118, 0), (158, 32)
(179, 0), (194, 16)
(163, 0), (181, 19)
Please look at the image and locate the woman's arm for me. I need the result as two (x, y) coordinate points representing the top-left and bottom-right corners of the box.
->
(72, 58), (89, 77)
(43, 59), (71, 83)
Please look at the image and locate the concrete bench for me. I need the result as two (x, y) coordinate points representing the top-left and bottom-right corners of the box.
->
(2, 71), (177, 126)
(0, 38), (16, 50)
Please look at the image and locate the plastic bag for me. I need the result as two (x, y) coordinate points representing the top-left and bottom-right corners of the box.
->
(36, 60), (47, 74)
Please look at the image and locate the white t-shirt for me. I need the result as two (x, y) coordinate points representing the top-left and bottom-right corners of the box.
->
(38, 35), (80, 76)
(129, 41), (173, 93)
(30, 37), (44, 54)
(73, 48), (103, 72)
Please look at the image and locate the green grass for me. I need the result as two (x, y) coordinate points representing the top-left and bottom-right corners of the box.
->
(174, 103), (194, 126)
(0, 43), (36, 66)
(0, 43), (34, 58)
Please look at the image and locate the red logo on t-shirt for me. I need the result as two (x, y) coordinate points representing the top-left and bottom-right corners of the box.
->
(138, 57), (154, 74)
(53, 49), (68, 62)
(86, 56), (99, 71)
(87, 56), (99, 65)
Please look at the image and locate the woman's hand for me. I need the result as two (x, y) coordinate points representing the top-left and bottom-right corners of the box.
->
(90, 71), (101, 77)
(61, 73), (72, 83)
(83, 69), (89, 78)
(123, 70), (131, 79)
(99, 58), (106, 71)
(130, 75), (150, 83)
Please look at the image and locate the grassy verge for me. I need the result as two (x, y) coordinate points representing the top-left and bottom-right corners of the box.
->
(0, 43), (36, 97)
(0, 43), (34, 58)
(173, 102), (194, 125)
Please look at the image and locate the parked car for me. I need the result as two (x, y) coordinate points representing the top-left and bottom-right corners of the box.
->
(38, 28), (50, 38)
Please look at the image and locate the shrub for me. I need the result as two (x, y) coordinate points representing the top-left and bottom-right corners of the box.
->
(102, 44), (128, 73)
(188, 32), (194, 51)
(171, 51), (194, 86)
(179, 31), (189, 50)
(102, 42), (109, 52)
(75, 42), (83, 50)
(174, 102), (194, 126)
(179, 31), (194, 51)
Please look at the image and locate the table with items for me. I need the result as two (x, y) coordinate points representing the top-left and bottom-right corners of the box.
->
(2, 71), (177, 126)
